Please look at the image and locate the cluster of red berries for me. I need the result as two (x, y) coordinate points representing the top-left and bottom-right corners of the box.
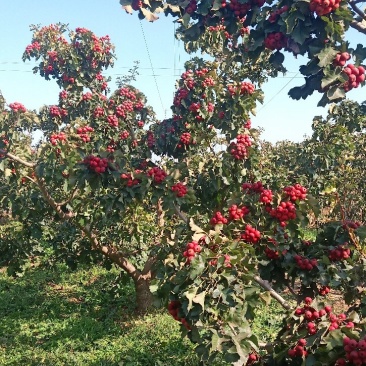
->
(107, 114), (118, 127)
(116, 100), (135, 118)
(185, 0), (197, 14)
(189, 102), (201, 114)
(120, 130), (130, 140)
(329, 244), (351, 261)
(120, 172), (140, 187)
(83, 155), (108, 173)
(334, 52), (351, 67)
(242, 181), (264, 193)
(25, 41), (41, 54)
(228, 82), (256, 95)
(265, 246), (280, 259)
(264, 32), (287, 51)
(59, 90), (68, 100)
(284, 183), (307, 201)
(118, 87), (137, 100)
(240, 81), (255, 95)
(228, 204), (250, 221)
(287, 338), (308, 359)
(50, 105), (67, 118)
(259, 189), (273, 204)
(210, 211), (228, 225)
(202, 76), (215, 88)
(268, 5), (289, 23)
(132, 0), (143, 10)
(147, 167), (167, 184)
(208, 23), (226, 31)
(50, 132), (67, 146)
(230, 141), (249, 160)
(180, 132), (192, 145)
(82, 92), (93, 101)
(228, 0), (251, 17)
(167, 301), (191, 330)
(93, 106), (105, 118)
(209, 254), (232, 267)
(147, 131), (155, 149)
(309, 0), (341, 16)
(183, 241), (202, 264)
(343, 220), (361, 230)
(294, 254), (318, 271)
(173, 88), (190, 106)
(241, 224), (261, 244)
(76, 126), (94, 142)
(184, 78), (195, 90)
(9, 102), (26, 113)
(244, 119), (252, 129)
(343, 64), (365, 92)
(319, 285), (330, 296)
(269, 201), (297, 226)
(338, 336), (366, 365)
(106, 141), (116, 153)
(171, 182), (188, 198)
(295, 298), (354, 335)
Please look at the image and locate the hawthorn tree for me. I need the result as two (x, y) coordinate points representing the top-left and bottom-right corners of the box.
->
(258, 99), (366, 224)
(117, 0), (366, 364)
(0, 0), (366, 363)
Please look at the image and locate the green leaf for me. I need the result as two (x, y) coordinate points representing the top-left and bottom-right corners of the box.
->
(317, 47), (338, 68)
(193, 291), (205, 311)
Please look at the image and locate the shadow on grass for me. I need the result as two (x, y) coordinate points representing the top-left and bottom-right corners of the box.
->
(0, 264), (201, 366)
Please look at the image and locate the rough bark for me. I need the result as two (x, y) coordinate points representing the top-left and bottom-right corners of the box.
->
(134, 271), (154, 314)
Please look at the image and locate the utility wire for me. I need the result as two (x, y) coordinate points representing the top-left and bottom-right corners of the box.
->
(257, 72), (300, 113)
(139, 20), (166, 118)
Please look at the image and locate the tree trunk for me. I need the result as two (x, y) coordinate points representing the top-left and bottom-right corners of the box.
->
(134, 272), (154, 314)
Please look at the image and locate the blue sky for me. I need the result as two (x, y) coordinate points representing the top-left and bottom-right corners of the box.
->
(0, 0), (364, 143)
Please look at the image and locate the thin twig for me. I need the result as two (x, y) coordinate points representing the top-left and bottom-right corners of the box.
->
(253, 275), (292, 310)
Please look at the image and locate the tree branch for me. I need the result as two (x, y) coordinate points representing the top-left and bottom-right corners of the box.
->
(77, 222), (141, 281)
(0, 149), (35, 168)
(34, 174), (75, 220)
(350, 20), (366, 34)
(349, 1), (366, 20)
(174, 203), (188, 223)
(253, 275), (292, 310)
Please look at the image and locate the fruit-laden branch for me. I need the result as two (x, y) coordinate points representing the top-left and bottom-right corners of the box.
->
(0, 149), (35, 168)
(172, 204), (293, 311)
(253, 275), (292, 310)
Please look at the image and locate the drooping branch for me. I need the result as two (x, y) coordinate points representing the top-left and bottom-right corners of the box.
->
(253, 275), (292, 310)
(0, 149), (35, 168)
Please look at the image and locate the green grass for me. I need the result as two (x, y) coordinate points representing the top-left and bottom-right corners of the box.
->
(0, 263), (204, 366)
(0, 260), (289, 365)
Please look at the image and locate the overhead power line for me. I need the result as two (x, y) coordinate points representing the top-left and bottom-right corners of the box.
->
(257, 72), (300, 113)
(139, 20), (166, 118)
